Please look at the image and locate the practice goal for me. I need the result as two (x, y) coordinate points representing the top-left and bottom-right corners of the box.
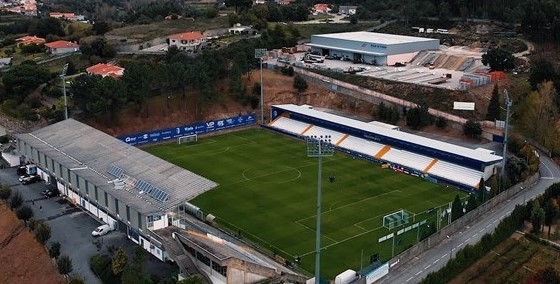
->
(177, 134), (197, 144)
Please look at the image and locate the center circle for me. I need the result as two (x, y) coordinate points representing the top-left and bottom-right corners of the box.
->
(242, 166), (301, 183)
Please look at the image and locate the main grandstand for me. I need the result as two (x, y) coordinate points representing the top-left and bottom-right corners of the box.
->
(268, 104), (502, 190)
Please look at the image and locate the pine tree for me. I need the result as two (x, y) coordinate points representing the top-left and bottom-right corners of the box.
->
(486, 84), (501, 120)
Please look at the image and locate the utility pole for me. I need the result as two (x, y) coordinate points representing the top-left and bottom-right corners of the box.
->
(61, 63), (69, 120)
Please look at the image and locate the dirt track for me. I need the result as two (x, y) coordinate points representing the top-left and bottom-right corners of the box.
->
(0, 203), (64, 284)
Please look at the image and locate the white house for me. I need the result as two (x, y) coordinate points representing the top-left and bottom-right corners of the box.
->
(167, 31), (207, 51)
(44, 40), (79, 55)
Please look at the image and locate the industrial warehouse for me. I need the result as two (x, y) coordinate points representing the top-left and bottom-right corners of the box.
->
(306, 31), (440, 65)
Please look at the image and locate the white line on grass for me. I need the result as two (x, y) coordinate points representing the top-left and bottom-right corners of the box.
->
(293, 221), (338, 243)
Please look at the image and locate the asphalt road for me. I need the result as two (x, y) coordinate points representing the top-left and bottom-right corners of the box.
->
(379, 153), (560, 284)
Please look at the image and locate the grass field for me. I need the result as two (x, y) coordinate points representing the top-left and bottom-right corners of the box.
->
(145, 128), (466, 279)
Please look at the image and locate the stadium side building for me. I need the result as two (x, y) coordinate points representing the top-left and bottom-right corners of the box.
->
(15, 119), (218, 262)
(307, 31), (439, 65)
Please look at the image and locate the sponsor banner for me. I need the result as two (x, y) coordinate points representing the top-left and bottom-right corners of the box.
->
(118, 114), (256, 146)
(366, 262), (389, 284)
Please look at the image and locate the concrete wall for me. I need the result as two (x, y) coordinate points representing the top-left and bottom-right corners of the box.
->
(294, 68), (501, 141)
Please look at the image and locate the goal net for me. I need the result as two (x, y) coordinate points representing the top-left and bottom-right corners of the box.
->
(383, 210), (411, 230)
(177, 134), (197, 144)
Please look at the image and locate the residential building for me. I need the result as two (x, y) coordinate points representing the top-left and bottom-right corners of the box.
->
(86, 63), (125, 78)
(228, 23), (257, 35)
(16, 35), (45, 46)
(49, 12), (77, 21)
(339, 6), (357, 15)
(44, 40), (80, 55)
(167, 31), (207, 51)
(312, 3), (331, 14)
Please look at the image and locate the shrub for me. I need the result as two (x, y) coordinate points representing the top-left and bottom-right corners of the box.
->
(49, 242), (61, 259)
(57, 254), (73, 275)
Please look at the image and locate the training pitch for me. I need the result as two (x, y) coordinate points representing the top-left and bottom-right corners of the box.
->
(145, 128), (465, 279)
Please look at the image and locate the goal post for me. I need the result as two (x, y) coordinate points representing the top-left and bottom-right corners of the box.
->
(177, 134), (197, 144)
(383, 210), (411, 230)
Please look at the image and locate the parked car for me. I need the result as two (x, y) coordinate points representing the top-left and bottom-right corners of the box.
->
(18, 174), (30, 182)
(92, 224), (113, 237)
(22, 175), (41, 185)
(43, 188), (59, 198)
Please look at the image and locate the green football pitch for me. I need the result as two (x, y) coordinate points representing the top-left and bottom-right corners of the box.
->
(145, 128), (466, 279)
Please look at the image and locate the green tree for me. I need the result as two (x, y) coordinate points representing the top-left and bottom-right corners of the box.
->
(529, 59), (558, 90)
(122, 246), (147, 283)
(0, 184), (11, 201)
(293, 75), (308, 93)
(15, 205), (33, 225)
(545, 199), (559, 238)
(451, 195), (463, 222)
(57, 255), (73, 275)
(486, 84), (501, 120)
(481, 48), (515, 71)
(2, 64), (52, 97)
(177, 275), (204, 284)
(463, 120), (482, 138)
(34, 222), (51, 245)
(29, 17), (65, 38)
(520, 82), (559, 150)
(10, 190), (23, 209)
(92, 22), (111, 35)
(465, 194), (479, 213)
(542, 266), (560, 284)
(531, 201), (545, 234)
(349, 15), (358, 24)
(406, 103), (431, 129)
(112, 247), (128, 275)
(49, 242), (61, 259)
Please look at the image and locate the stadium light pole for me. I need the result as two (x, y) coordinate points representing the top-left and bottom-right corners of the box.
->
(61, 63), (69, 120)
(500, 89), (512, 184)
(307, 135), (334, 284)
(255, 48), (266, 125)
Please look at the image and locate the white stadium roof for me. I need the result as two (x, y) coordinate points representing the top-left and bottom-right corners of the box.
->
(273, 104), (502, 164)
(312, 31), (439, 45)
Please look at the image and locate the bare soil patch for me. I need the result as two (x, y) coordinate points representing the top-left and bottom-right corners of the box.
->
(0, 203), (64, 284)
(91, 69), (378, 137)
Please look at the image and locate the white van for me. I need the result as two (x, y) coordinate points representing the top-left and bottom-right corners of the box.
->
(92, 224), (113, 237)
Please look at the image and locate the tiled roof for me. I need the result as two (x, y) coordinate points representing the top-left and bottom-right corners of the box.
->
(44, 40), (79, 49)
(86, 63), (125, 77)
(169, 31), (205, 41)
(16, 35), (45, 45)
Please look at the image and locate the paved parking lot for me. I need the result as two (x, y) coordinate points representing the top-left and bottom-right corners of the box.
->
(0, 168), (176, 283)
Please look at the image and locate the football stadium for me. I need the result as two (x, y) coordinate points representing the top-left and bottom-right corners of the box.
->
(16, 104), (502, 282)
(144, 104), (502, 279)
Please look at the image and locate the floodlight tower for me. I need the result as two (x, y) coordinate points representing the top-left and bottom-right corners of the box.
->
(61, 63), (69, 120)
(254, 48), (266, 124)
(500, 89), (512, 181)
(306, 135), (334, 284)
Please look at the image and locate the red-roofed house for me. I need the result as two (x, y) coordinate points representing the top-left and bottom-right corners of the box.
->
(16, 35), (46, 46)
(44, 40), (79, 55)
(86, 63), (125, 78)
(167, 31), (207, 51)
(312, 3), (331, 14)
(50, 12), (77, 21)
